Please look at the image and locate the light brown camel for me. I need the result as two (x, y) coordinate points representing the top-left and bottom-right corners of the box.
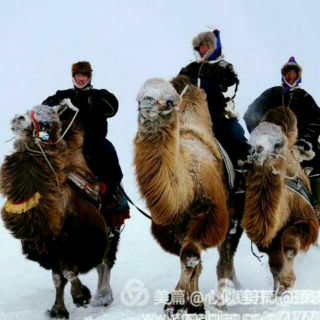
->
(134, 75), (242, 316)
(1, 100), (122, 319)
(241, 106), (319, 294)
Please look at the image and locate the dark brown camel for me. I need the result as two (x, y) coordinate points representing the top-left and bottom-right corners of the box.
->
(1, 100), (125, 319)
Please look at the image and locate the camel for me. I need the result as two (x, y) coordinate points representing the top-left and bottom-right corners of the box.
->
(134, 75), (242, 316)
(241, 106), (319, 294)
(1, 100), (124, 319)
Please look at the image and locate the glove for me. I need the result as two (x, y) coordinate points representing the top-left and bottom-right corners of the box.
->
(296, 139), (312, 152)
(188, 77), (198, 86)
(293, 139), (315, 162)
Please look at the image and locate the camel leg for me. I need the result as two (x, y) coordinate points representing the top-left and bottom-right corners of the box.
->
(92, 228), (120, 307)
(188, 262), (205, 314)
(62, 269), (91, 307)
(260, 234), (284, 295)
(92, 263), (114, 307)
(276, 228), (301, 295)
(214, 217), (243, 310)
(164, 241), (203, 318)
(60, 261), (91, 307)
(46, 271), (69, 319)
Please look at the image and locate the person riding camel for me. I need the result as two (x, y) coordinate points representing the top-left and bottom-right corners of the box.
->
(42, 61), (129, 227)
(179, 29), (251, 192)
(244, 56), (320, 219)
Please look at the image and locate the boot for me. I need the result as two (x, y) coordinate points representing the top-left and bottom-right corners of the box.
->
(100, 185), (130, 230)
(310, 177), (320, 221)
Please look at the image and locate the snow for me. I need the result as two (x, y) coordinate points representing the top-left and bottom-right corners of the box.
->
(1, 0), (320, 319)
(137, 78), (181, 107)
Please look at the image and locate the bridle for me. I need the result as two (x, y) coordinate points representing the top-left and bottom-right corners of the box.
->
(23, 104), (80, 195)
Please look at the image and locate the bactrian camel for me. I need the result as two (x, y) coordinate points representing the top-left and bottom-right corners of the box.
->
(1, 101), (124, 319)
(134, 75), (243, 316)
(241, 106), (319, 294)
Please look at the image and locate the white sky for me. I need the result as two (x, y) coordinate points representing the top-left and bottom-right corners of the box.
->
(1, 1), (320, 319)
(2, 0), (320, 183)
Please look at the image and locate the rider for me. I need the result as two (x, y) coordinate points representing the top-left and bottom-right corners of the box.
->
(179, 30), (251, 192)
(244, 57), (320, 218)
(42, 61), (126, 222)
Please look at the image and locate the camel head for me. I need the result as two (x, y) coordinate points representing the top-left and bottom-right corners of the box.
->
(11, 104), (61, 145)
(136, 78), (181, 136)
(249, 121), (288, 166)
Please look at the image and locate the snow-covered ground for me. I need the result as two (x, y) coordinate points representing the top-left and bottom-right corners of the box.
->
(1, 1), (320, 319)
(1, 212), (320, 320)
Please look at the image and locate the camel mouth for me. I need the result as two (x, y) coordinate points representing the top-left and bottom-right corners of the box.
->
(137, 78), (181, 124)
(248, 122), (288, 165)
(10, 114), (32, 138)
(138, 97), (178, 121)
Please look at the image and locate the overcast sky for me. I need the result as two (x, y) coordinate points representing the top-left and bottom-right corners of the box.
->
(1, 0), (319, 204)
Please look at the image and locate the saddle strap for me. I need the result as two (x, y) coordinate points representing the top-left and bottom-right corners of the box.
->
(67, 172), (101, 202)
(286, 176), (312, 205)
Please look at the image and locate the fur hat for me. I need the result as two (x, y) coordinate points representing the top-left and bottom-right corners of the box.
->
(192, 30), (222, 62)
(281, 56), (302, 78)
(71, 61), (93, 77)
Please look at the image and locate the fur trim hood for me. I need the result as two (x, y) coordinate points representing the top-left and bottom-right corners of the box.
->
(192, 30), (222, 62)
(281, 56), (302, 78)
(281, 56), (302, 91)
(72, 61), (93, 89)
(72, 61), (93, 77)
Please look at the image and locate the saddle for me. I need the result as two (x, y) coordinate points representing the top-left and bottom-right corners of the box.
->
(215, 139), (235, 190)
(215, 140), (311, 204)
(67, 171), (130, 229)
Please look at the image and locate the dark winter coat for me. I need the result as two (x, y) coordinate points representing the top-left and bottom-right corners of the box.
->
(244, 86), (320, 146)
(244, 86), (320, 175)
(179, 59), (239, 120)
(42, 86), (118, 141)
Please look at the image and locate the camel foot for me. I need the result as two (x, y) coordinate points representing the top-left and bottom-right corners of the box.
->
(275, 285), (287, 296)
(188, 302), (206, 314)
(164, 304), (187, 319)
(211, 299), (228, 312)
(164, 294), (188, 319)
(46, 306), (69, 319)
(92, 289), (114, 307)
(72, 285), (91, 307)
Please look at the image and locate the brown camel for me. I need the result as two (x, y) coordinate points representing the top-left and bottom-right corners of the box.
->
(134, 75), (242, 316)
(241, 106), (319, 294)
(1, 100), (123, 319)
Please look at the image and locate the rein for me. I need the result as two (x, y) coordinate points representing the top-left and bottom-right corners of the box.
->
(238, 148), (299, 179)
(24, 101), (80, 194)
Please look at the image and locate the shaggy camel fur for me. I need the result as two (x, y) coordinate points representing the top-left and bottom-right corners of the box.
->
(134, 75), (242, 315)
(1, 101), (119, 319)
(241, 106), (319, 294)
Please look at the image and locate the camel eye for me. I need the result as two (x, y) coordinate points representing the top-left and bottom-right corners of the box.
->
(167, 100), (173, 107)
(274, 142), (283, 149)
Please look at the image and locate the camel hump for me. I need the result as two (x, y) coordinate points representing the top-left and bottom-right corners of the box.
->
(170, 75), (191, 95)
(136, 78), (181, 107)
(261, 106), (297, 143)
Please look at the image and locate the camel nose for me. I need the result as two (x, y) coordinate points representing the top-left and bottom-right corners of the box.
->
(256, 145), (264, 154)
